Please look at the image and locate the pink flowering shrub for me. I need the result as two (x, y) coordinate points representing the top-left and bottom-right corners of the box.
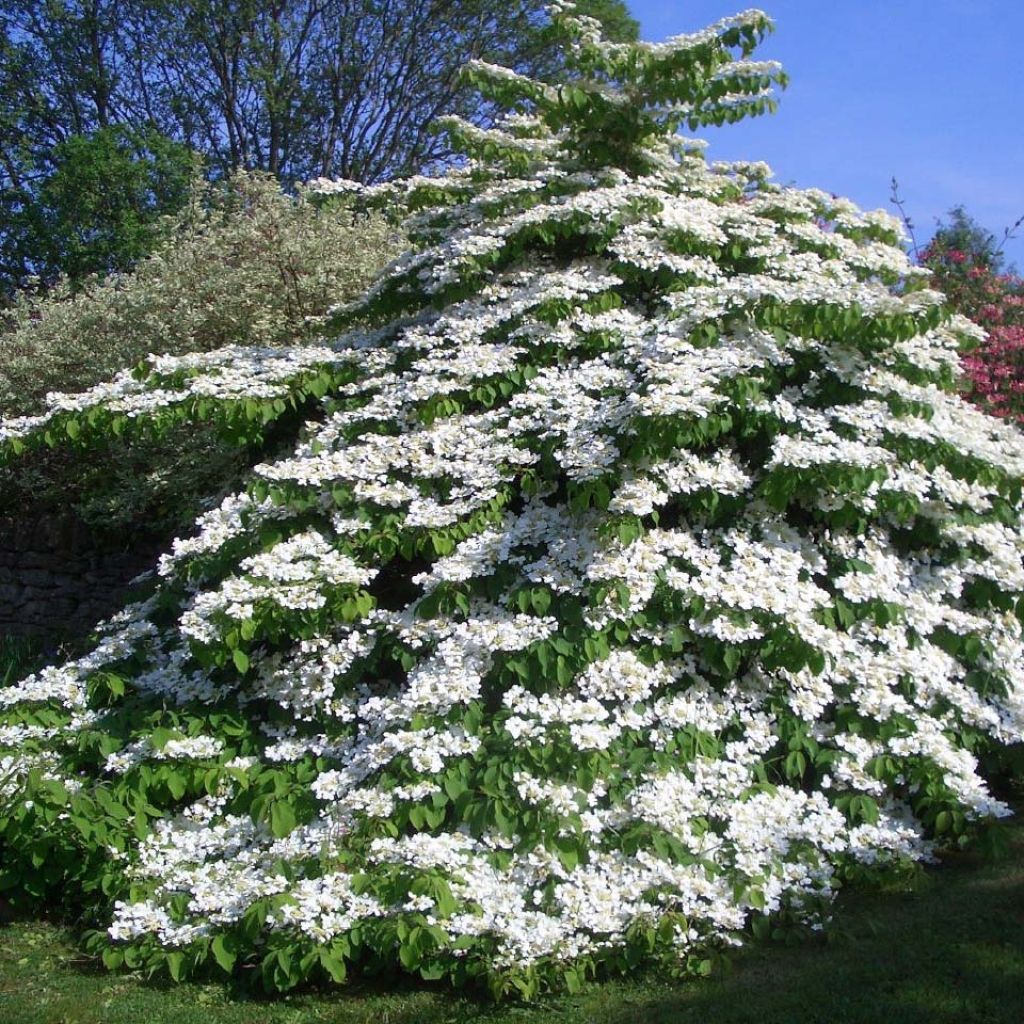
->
(921, 231), (1024, 421)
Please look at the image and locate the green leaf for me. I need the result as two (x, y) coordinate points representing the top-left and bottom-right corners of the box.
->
(211, 933), (238, 973)
(443, 772), (468, 802)
(270, 800), (296, 838)
(232, 649), (251, 675)
(101, 947), (124, 970)
(165, 771), (187, 800)
(166, 950), (186, 981)
(318, 946), (347, 983)
(553, 834), (579, 871)
(722, 646), (742, 674)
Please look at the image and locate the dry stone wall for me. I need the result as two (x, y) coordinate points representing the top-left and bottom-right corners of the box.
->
(0, 515), (161, 639)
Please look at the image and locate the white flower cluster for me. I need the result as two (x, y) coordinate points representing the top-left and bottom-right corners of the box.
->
(0, 343), (372, 447)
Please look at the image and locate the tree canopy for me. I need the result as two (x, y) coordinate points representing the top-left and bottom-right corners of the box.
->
(0, 125), (197, 290)
(1, 0), (638, 183)
(0, 0), (636, 294)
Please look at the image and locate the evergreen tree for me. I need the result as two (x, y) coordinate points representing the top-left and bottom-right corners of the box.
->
(928, 205), (1003, 273)
(1, 4), (1022, 998)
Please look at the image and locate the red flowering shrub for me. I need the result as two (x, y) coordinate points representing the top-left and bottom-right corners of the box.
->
(920, 210), (1024, 421)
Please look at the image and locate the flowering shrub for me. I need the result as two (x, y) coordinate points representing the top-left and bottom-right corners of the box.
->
(1, 2), (1023, 1000)
(919, 217), (1024, 422)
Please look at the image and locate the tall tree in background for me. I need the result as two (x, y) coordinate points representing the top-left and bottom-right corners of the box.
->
(0, 0), (637, 295)
(928, 206), (1006, 273)
(2, 125), (197, 291)
(919, 206), (1024, 423)
(130, 0), (637, 183)
(0, 0), (196, 294)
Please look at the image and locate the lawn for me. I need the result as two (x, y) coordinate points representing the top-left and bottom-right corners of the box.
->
(1, 807), (1022, 1024)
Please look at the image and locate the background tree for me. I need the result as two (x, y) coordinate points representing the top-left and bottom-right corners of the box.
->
(927, 205), (1013, 274)
(0, 0), (637, 295)
(0, 0), (195, 295)
(1, 125), (197, 292)
(919, 206), (1024, 422)
(107, 0), (638, 182)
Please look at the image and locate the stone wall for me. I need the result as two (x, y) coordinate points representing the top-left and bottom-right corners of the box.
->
(0, 515), (162, 639)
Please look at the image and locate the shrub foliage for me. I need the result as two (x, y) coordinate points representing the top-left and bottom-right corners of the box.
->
(0, 171), (402, 537)
(1, 3), (1023, 1000)
(0, 171), (401, 416)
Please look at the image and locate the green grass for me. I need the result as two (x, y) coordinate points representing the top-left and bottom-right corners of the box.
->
(1, 812), (1022, 1024)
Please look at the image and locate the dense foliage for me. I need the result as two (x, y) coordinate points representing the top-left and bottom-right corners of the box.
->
(0, 171), (401, 416)
(919, 209), (1024, 423)
(0, 125), (198, 295)
(1, 2), (1023, 1001)
(0, 171), (402, 537)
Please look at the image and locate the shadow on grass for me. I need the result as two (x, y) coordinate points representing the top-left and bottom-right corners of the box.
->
(607, 831), (1024, 1024)
(0, 914), (516, 1024)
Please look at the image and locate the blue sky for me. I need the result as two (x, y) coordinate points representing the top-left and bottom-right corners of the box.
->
(626, 0), (1024, 269)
